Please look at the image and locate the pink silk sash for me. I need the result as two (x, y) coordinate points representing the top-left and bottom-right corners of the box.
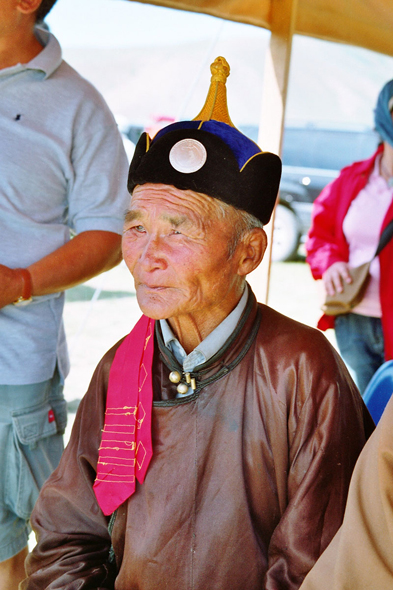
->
(93, 315), (155, 516)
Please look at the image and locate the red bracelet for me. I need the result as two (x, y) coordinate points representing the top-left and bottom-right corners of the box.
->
(13, 268), (33, 304)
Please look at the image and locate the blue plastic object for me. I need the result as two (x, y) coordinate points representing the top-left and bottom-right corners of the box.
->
(363, 360), (393, 425)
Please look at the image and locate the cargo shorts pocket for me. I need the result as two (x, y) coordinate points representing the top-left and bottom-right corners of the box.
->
(9, 400), (68, 520)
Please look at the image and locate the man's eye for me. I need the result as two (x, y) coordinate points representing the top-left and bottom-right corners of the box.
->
(124, 225), (145, 235)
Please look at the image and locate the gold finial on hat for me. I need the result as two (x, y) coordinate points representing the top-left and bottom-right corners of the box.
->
(193, 56), (235, 127)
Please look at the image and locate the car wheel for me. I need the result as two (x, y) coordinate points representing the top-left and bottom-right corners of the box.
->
(272, 203), (301, 262)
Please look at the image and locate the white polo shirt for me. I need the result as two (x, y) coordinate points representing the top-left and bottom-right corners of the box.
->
(0, 28), (130, 384)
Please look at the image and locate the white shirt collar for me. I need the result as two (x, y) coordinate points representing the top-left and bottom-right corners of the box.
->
(160, 284), (249, 372)
(0, 27), (62, 80)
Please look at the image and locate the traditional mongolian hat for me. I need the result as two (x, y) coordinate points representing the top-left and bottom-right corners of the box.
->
(128, 56), (282, 225)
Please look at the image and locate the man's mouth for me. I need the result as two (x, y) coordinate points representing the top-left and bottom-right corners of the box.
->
(138, 283), (169, 291)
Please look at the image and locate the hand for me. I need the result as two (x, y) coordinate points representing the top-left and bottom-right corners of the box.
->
(0, 265), (23, 309)
(322, 262), (352, 296)
(0, 231), (122, 310)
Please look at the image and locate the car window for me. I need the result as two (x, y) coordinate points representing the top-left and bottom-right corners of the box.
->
(282, 128), (380, 170)
(240, 125), (380, 172)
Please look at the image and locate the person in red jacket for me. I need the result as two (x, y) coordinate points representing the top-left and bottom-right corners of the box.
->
(306, 80), (393, 394)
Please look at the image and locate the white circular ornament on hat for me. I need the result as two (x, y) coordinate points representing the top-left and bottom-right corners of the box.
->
(169, 139), (207, 173)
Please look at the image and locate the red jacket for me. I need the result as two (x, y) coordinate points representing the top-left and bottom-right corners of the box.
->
(306, 145), (393, 360)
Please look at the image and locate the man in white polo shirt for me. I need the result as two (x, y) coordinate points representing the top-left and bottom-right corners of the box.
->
(0, 0), (129, 587)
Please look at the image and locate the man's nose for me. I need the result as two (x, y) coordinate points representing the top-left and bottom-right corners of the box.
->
(139, 235), (167, 270)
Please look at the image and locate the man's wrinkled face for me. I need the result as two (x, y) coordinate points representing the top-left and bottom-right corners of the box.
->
(122, 184), (244, 323)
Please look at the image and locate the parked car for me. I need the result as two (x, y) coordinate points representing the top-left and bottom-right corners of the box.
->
(242, 124), (380, 261)
(121, 121), (380, 262)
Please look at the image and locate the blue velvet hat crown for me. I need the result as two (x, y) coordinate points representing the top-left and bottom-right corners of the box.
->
(128, 57), (282, 224)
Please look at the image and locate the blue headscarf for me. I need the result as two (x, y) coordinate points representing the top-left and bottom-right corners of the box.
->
(374, 79), (393, 147)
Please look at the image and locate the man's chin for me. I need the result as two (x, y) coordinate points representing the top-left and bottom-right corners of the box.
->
(136, 295), (172, 321)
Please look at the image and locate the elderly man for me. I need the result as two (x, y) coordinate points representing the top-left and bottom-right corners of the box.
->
(23, 58), (373, 590)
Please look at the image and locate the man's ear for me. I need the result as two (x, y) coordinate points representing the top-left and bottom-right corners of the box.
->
(16, 0), (42, 15)
(236, 228), (267, 277)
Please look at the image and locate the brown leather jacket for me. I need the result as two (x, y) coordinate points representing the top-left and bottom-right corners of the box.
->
(23, 292), (374, 590)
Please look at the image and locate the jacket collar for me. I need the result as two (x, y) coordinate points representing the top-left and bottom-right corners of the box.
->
(153, 285), (261, 403)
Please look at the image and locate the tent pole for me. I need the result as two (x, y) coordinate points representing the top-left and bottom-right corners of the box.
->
(247, 0), (298, 303)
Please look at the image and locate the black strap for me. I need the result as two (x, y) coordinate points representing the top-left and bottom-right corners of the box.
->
(375, 218), (393, 257)
(108, 510), (117, 565)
